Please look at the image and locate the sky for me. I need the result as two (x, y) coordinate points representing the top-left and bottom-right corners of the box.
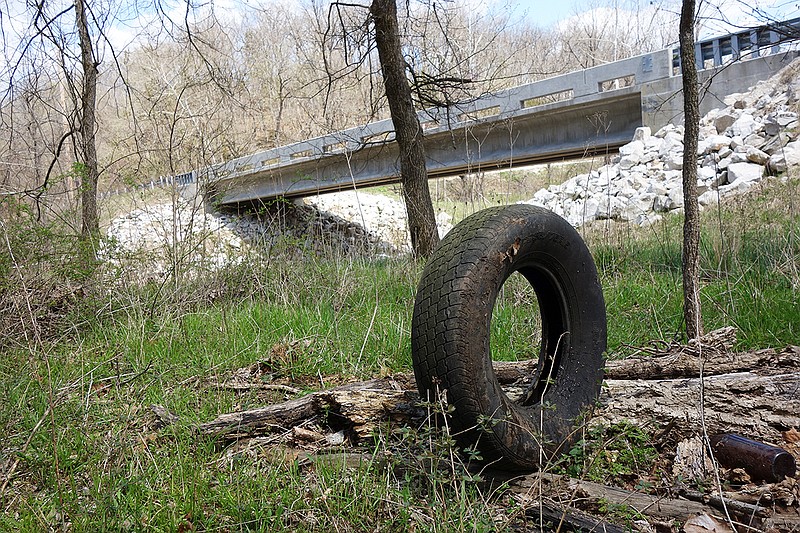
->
(502, 0), (800, 35)
(511, 0), (582, 27)
(5, 0), (800, 66)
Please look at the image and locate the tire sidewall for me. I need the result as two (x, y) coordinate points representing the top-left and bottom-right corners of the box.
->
(412, 204), (606, 469)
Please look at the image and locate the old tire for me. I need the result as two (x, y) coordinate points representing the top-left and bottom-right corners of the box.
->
(411, 204), (606, 470)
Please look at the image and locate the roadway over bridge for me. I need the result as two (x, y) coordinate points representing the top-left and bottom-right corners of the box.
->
(203, 19), (800, 207)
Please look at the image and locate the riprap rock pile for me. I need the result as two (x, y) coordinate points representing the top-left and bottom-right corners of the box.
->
(306, 190), (453, 252)
(523, 58), (800, 226)
(102, 199), (392, 279)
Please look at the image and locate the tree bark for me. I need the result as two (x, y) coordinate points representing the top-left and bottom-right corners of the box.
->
(75, 0), (100, 241)
(679, 0), (702, 339)
(370, 0), (439, 258)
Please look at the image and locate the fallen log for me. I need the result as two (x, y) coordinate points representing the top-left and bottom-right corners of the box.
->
(199, 375), (419, 439)
(512, 472), (717, 524)
(597, 371), (800, 446)
(198, 343), (800, 531)
(605, 343), (800, 380)
(201, 346), (800, 448)
(509, 472), (800, 531)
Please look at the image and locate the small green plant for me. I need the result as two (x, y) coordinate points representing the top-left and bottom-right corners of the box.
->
(597, 498), (646, 526)
(556, 422), (658, 486)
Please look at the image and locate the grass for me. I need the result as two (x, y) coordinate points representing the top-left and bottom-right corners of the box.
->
(585, 176), (800, 352)
(1, 171), (798, 530)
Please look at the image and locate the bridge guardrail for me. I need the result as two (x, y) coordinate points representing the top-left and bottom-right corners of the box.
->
(672, 17), (800, 71)
(98, 19), (800, 203)
(206, 18), (800, 193)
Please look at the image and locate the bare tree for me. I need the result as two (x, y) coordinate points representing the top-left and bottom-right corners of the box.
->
(74, 0), (99, 240)
(116, 18), (248, 178)
(370, 0), (439, 257)
(679, 0), (703, 339)
(560, 0), (679, 67)
(0, 0), (108, 244)
(319, 0), (530, 256)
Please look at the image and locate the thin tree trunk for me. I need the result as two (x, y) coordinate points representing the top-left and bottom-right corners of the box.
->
(370, 0), (439, 258)
(679, 0), (702, 339)
(75, 0), (99, 241)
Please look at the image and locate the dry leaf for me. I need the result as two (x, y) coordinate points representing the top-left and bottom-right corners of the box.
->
(683, 513), (734, 533)
(783, 427), (800, 443)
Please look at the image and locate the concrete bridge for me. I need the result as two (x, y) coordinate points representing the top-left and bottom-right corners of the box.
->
(202, 18), (800, 207)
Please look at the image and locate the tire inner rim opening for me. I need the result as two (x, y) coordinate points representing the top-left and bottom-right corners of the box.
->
(494, 266), (570, 407)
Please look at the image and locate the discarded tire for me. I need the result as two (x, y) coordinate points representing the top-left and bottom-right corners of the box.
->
(411, 204), (606, 469)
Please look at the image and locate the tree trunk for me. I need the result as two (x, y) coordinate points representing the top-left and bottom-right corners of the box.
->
(75, 0), (100, 241)
(370, 0), (439, 258)
(679, 0), (702, 339)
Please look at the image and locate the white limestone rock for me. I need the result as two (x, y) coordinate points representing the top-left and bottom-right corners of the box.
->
(743, 133), (767, 150)
(768, 140), (800, 173)
(698, 190), (720, 206)
(665, 153), (683, 170)
(705, 135), (732, 152)
(530, 188), (557, 206)
(697, 166), (718, 182)
(620, 140), (645, 157)
(730, 113), (760, 138)
(726, 162), (764, 186)
(436, 212), (453, 238)
(719, 179), (755, 195)
(633, 126), (651, 141)
(646, 182), (668, 195)
(518, 57), (800, 229)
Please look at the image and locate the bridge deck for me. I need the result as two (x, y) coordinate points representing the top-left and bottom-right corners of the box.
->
(202, 18), (800, 206)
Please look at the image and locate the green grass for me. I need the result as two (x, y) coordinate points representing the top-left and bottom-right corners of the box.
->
(1, 174), (798, 530)
(586, 176), (800, 352)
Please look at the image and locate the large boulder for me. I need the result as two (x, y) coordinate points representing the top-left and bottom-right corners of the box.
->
(768, 140), (800, 173)
(726, 162), (764, 185)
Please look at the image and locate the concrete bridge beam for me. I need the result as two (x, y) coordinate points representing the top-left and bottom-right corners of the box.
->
(201, 18), (800, 207)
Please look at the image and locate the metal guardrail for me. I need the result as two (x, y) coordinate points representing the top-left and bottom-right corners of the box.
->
(202, 47), (671, 193)
(98, 19), (798, 204)
(99, 170), (196, 200)
(673, 17), (800, 70)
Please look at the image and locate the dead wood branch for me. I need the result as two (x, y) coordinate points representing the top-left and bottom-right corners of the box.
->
(209, 382), (302, 394)
(606, 343), (800, 380)
(521, 498), (630, 532)
(199, 375), (419, 439)
(510, 472), (777, 530)
(201, 346), (800, 448)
